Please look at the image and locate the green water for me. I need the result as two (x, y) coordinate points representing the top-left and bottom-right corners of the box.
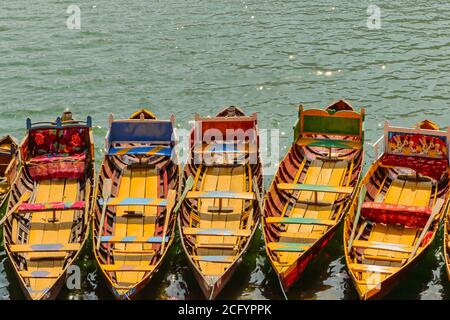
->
(0, 0), (449, 300)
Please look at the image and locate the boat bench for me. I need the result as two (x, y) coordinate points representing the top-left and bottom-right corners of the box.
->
(17, 201), (85, 213)
(99, 197), (167, 207)
(183, 227), (251, 237)
(9, 243), (80, 253)
(192, 255), (234, 263)
(352, 240), (413, 253)
(101, 264), (156, 272)
(108, 145), (172, 157)
(186, 191), (255, 200)
(277, 183), (352, 206)
(349, 263), (399, 274)
(20, 270), (61, 279)
(297, 138), (362, 150)
(265, 216), (335, 226)
(99, 235), (169, 244)
(267, 242), (310, 252)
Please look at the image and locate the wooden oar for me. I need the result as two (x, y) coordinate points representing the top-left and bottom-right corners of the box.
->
(96, 179), (112, 250)
(347, 184), (366, 253)
(173, 175), (194, 214)
(407, 198), (445, 262)
(0, 191), (32, 225)
(250, 175), (263, 230)
(161, 189), (176, 252)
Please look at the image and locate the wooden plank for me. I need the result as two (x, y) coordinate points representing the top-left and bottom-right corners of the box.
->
(297, 138), (361, 149)
(100, 236), (168, 243)
(10, 243), (80, 252)
(265, 216), (335, 226)
(267, 242), (310, 252)
(100, 197), (167, 207)
(19, 270), (60, 278)
(277, 183), (353, 194)
(101, 264), (156, 272)
(109, 145), (172, 157)
(192, 255), (235, 263)
(187, 191), (255, 200)
(184, 227), (250, 237)
(349, 263), (399, 274)
(353, 240), (413, 253)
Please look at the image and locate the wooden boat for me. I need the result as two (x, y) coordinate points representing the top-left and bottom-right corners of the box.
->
(263, 100), (365, 297)
(0, 135), (19, 206)
(344, 120), (450, 299)
(93, 109), (179, 300)
(178, 106), (263, 299)
(3, 111), (95, 300)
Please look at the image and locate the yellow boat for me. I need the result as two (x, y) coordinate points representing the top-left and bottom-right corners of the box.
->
(344, 120), (450, 299)
(93, 109), (180, 299)
(178, 106), (263, 299)
(0, 135), (19, 206)
(263, 100), (365, 296)
(3, 111), (95, 300)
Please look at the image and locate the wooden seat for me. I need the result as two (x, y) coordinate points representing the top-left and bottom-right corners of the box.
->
(277, 183), (353, 194)
(99, 235), (168, 244)
(99, 197), (167, 207)
(265, 216), (335, 226)
(349, 263), (400, 274)
(108, 145), (172, 157)
(186, 191), (255, 200)
(297, 138), (362, 150)
(267, 242), (310, 252)
(192, 255), (235, 263)
(183, 227), (251, 237)
(101, 264), (156, 272)
(352, 240), (413, 253)
(279, 232), (321, 242)
(19, 270), (61, 278)
(9, 243), (80, 253)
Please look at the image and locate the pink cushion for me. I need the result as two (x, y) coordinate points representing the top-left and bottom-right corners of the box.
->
(18, 201), (85, 212)
(361, 202), (431, 228)
(28, 153), (86, 181)
(381, 154), (448, 181)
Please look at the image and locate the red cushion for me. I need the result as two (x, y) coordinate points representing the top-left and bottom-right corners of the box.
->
(28, 153), (86, 181)
(30, 129), (59, 155)
(58, 128), (87, 155)
(381, 154), (448, 181)
(361, 202), (432, 228)
(18, 201), (85, 212)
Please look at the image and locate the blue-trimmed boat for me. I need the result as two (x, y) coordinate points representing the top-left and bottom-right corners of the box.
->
(92, 109), (180, 300)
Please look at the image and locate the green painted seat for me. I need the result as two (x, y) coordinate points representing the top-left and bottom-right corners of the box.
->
(267, 242), (310, 252)
(277, 183), (353, 194)
(265, 216), (335, 226)
(297, 138), (362, 150)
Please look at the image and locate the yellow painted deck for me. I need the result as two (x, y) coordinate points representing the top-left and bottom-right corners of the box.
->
(274, 159), (348, 271)
(351, 177), (433, 296)
(23, 178), (79, 300)
(108, 168), (158, 290)
(191, 165), (251, 277)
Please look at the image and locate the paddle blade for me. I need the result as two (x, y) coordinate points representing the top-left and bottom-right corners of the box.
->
(102, 179), (113, 199)
(173, 175), (194, 214)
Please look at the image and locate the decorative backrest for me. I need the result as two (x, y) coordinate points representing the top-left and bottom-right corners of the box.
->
(107, 119), (174, 145)
(192, 113), (258, 148)
(293, 106), (365, 142)
(383, 122), (449, 162)
(24, 116), (93, 158)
